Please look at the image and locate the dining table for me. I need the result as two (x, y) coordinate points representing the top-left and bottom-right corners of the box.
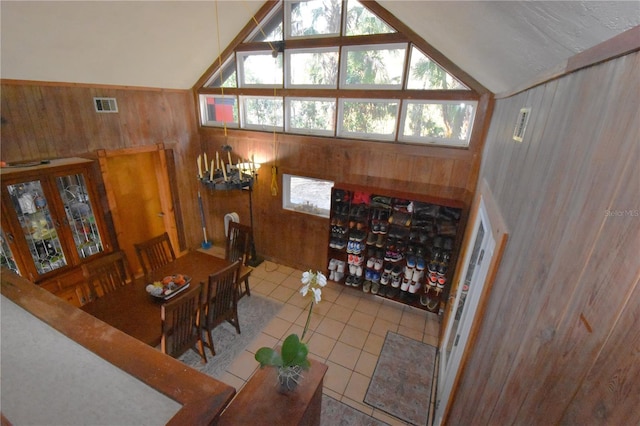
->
(81, 250), (230, 347)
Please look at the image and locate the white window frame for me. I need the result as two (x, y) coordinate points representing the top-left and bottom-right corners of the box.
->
(239, 95), (284, 132)
(398, 100), (477, 147)
(199, 94), (240, 128)
(282, 174), (334, 218)
(236, 51), (283, 88)
(285, 47), (339, 89)
(337, 98), (399, 141)
(339, 43), (407, 90)
(285, 97), (336, 136)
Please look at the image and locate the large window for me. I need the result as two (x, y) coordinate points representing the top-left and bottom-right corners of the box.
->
(198, 0), (479, 148)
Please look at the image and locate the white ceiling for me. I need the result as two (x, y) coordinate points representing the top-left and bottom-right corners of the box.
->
(1, 1), (638, 94)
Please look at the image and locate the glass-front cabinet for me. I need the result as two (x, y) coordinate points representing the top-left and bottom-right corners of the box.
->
(0, 158), (110, 282)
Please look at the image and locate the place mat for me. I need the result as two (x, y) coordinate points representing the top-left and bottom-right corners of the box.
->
(364, 331), (437, 425)
(322, 395), (388, 426)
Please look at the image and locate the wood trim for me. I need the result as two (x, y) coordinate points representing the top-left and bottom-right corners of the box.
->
(0, 78), (187, 93)
(495, 25), (640, 99)
(439, 178), (509, 425)
(0, 270), (235, 426)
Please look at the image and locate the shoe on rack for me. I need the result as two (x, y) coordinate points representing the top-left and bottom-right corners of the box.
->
(400, 278), (410, 292)
(363, 280), (372, 293)
(371, 281), (380, 295)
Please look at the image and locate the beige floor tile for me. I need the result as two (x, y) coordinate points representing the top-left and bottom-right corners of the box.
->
(220, 372), (246, 392)
(295, 309), (323, 332)
(281, 273), (303, 290)
(321, 283), (344, 303)
(251, 280), (278, 296)
(400, 310), (426, 333)
(323, 388), (342, 402)
(270, 285), (297, 303)
(348, 310), (376, 332)
(333, 289), (362, 308)
(328, 341), (361, 370)
(323, 361), (352, 395)
(363, 333), (385, 356)
(250, 261), (279, 278)
(227, 350), (259, 381)
(425, 317), (440, 338)
(262, 316), (293, 340)
(276, 264), (297, 276)
(307, 332), (336, 359)
(311, 300), (333, 317)
(343, 371), (370, 403)
(276, 303), (304, 323)
(287, 293), (310, 309)
(325, 303), (352, 323)
(397, 325), (423, 342)
(261, 269), (290, 285)
(423, 333), (439, 347)
(338, 324), (368, 349)
(285, 322), (306, 340)
(354, 350), (378, 377)
(315, 316), (346, 340)
(354, 296), (382, 316)
(370, 317), (398, 337)
(377, 302), (403, 323)
(245, 332), (279, 354)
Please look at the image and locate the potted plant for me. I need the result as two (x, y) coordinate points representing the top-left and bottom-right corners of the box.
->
(255, 270), (327, 392)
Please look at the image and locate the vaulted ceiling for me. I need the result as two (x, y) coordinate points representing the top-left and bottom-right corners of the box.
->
(1, 1), (638, 94)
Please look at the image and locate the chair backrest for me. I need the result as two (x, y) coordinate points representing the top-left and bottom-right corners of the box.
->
(134, 232), (176, 277)
(225, 222), (251, 265)
(81, 250), (132, 298)
(161, 283), (203, 359)
(205, 260), (241, 330)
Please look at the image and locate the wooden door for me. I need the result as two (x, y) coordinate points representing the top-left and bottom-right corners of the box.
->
(97, 145), (179, 277)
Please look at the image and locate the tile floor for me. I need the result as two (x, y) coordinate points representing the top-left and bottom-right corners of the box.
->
(219, 260), (441, 426)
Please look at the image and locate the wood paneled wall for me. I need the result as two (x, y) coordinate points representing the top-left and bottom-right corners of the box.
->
(0, 79), (487, 272)
(198, 110), (487, 271)
(0, 81), (204, 251)
(448, 52), (639, 424)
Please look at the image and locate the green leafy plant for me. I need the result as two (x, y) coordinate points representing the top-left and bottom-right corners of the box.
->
(255, 270), (327, 372)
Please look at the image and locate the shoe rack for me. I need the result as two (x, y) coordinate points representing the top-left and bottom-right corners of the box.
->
(327, 185), (465, 313)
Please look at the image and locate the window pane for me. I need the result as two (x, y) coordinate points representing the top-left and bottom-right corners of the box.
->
(339, 99), (398, 140)
(238, 52), (283, 87)
(283, 174), (334, 218)
(205, 56), (237, 88)
(341, 44), (406, 89)
(345, 0), (395, 36)
(400, 101), (476, 146)
(200, 95), (239, 127)
(287, 48), (338, 87)
(246, 4), (283, 42)
(288, 0), (342, 38)
(407, 46), (468, 90)
(287, 98), (335, 135)
(240, 96), (283, 130)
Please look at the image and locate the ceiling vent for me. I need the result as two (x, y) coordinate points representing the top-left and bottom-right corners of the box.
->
(94, 97), (118, 113)
(513, 107), (530, 142)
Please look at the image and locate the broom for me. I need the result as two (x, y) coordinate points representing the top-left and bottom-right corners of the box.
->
(198, 190), (212, 249)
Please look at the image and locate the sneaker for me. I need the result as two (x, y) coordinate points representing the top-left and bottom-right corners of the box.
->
(416, 257), (426, 271)
(391, 275), (401, 288)
(404, 265), (414, 280)
(371, 281), (380, 295)
(328, 258), (337, 270)
(365, 268), (373, 281)
(381, 272), (390, 286)
(408, 280), (421, 294)
(363, 280), (372, 293)
(406, 255), (416, 268)
(329, 270), (335, 281)
(366, 232), (377, 245)
(337, 261), (346, 274)
(366, 257), (375, 269)
(374, 258), (384, 271)
(400, 278), (410, 292)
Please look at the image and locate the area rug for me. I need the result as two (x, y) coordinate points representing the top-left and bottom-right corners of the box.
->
(178, 294), (282, 380)
(364, 332), (437, 426)
(322, 395), (389, 426)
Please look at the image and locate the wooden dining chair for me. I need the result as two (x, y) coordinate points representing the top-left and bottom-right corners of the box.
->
(203, 260), (241, 356)
(161, 282), (207, 364)
(81, 250), (132, 298)
(134, 232), (176, 278)
(225, 222), (253, 298)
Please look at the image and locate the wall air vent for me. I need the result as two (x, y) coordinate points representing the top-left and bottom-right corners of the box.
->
(513, 107), (530, 142)
(94, 97), (118, 113)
